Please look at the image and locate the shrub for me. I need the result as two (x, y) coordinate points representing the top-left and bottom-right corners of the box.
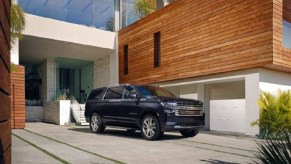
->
(252, 90), (291, 138)
(255, 133), (291, 163)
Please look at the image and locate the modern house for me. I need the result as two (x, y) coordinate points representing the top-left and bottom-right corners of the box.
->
(118, 0), (291, 135)
(12, 0), (291, 135)
(12, 0), (175, 126)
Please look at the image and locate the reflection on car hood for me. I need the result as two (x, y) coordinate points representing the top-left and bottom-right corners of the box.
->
(157, 96), (203, 106)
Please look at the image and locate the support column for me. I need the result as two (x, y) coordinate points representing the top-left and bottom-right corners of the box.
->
(245, 73), (260, 136)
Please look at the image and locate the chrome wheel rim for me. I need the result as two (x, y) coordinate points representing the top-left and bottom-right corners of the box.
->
(91, 115), (99, 132)
(142, 118), (156, 138)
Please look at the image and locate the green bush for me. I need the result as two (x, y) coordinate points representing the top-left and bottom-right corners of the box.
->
(255, 133), (291, 164)
(252, 90), (291, 138)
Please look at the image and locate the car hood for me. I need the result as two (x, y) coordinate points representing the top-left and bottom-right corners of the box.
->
(157, 96), (203, 106)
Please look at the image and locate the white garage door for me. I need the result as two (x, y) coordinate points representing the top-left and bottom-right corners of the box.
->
(210, 99), (245, 133)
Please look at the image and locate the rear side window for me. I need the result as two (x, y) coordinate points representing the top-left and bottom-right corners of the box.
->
(87, 88), (105, 100)
(104, 87), (123, 99)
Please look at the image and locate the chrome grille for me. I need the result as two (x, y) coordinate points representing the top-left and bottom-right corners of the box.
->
(174, 103), (203, 116)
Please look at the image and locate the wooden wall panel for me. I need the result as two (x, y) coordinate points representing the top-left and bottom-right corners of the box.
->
(118, 0), (274, 84)
(10, 65), (25, 129)
(0, 0), (11, 163)
(270, 0), (291, 71)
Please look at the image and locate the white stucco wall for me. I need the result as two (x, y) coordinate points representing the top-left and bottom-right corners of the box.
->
(283, 20), (291, 49)
(23, 14), (116, 50)
(259, 69), (291, 93)
(10, 40), (19, 64)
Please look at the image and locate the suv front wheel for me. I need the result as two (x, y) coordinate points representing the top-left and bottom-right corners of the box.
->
(90, 113), (105, 133)
(141, 115), (162, 141)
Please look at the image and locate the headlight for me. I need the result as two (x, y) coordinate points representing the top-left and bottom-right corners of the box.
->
(161, 102), (177, 113)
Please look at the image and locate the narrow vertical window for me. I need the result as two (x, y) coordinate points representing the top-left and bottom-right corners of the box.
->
(124, 45), (129, 75)
(154, 31), (161, 67)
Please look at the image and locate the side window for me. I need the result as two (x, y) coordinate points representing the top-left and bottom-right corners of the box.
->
(123, 86), (137, 99)
(87, 88), (105, 100)
(104, 87), (123, 99)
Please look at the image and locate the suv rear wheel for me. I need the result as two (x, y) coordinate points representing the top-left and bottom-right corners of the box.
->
(90, 113), (105, 133)
(180, 129), (199, 137)
(141, 115), (162, 141)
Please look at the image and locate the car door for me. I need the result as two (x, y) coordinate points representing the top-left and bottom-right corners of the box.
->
(102, 87), (123, 124)
(120, 86), (142, 125)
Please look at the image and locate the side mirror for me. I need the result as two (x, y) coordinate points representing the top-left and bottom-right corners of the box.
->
(128, 93), (139, 100)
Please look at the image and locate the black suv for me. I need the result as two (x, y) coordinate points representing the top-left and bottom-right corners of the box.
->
(85, 84), (205, 140)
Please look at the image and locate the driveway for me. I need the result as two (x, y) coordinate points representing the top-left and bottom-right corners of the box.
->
(12, 123), (260, 164)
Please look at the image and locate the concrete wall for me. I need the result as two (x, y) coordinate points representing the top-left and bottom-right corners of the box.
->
(38, 59), (56, 103)
(43, 100), (70, 125)
(94, 54), (118, 88)
(283, 20), (291, 48)
(26, 106), (44, 122)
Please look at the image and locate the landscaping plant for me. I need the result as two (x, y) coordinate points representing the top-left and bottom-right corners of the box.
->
(255, 133), (291, 164)
(11, 1), (26, 44)
(252, 90), (291, 139)
(134, 0), (156, 18)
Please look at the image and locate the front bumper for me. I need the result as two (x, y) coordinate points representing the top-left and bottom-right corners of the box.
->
(163, 114), (205, 131)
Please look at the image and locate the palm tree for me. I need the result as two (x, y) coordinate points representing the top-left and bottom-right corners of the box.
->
(10, 2), (26, 44)
(134, 0), (156, 19)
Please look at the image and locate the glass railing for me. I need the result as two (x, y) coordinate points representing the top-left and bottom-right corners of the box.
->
(19, 0), (116, 31)
(18, 0), (176, 31)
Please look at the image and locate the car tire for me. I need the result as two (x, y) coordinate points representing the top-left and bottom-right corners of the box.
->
(141, 114), (162, 141)
(180, 129), (199, 137)
(90, 113), (105, 133)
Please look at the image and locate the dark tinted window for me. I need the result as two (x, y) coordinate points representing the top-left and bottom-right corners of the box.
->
(154, 32), (161, 67)
(136, 85), (175, 98)
(123, 86), (137, 99)
(87, 88), (105, 100)
(105, 87), (123, 99)
(124, 45), (129, 75)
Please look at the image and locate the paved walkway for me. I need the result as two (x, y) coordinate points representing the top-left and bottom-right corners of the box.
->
(12, 123), (260, 164)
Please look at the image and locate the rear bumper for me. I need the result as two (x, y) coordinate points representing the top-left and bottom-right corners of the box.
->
(163, 114), (205, 131)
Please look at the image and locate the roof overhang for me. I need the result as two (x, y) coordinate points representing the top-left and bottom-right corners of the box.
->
(20, 14), (116, 65)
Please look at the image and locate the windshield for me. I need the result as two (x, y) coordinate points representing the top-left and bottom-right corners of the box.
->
(135, 85), (176, 98)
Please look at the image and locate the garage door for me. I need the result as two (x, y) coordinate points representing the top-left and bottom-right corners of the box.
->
(210, 99), (245, 133)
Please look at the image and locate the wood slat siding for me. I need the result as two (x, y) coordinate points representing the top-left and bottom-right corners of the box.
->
(269, 0), (291, 72)
(118, 0), (274, 84)
(10, 65), (25, 129)
(0, 0), (11, 163)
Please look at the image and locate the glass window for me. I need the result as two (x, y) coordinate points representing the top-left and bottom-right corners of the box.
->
(121, 0), (138, 28)
(105, 87), (123, 99)
(123, 86), (137, 99)
(154, 31), (161, 67)
(124, 45), (129, 75)
(87, 88), (105, 100)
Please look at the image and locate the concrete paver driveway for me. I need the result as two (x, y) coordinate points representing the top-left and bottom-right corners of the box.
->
(12, 123), (260, 164)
